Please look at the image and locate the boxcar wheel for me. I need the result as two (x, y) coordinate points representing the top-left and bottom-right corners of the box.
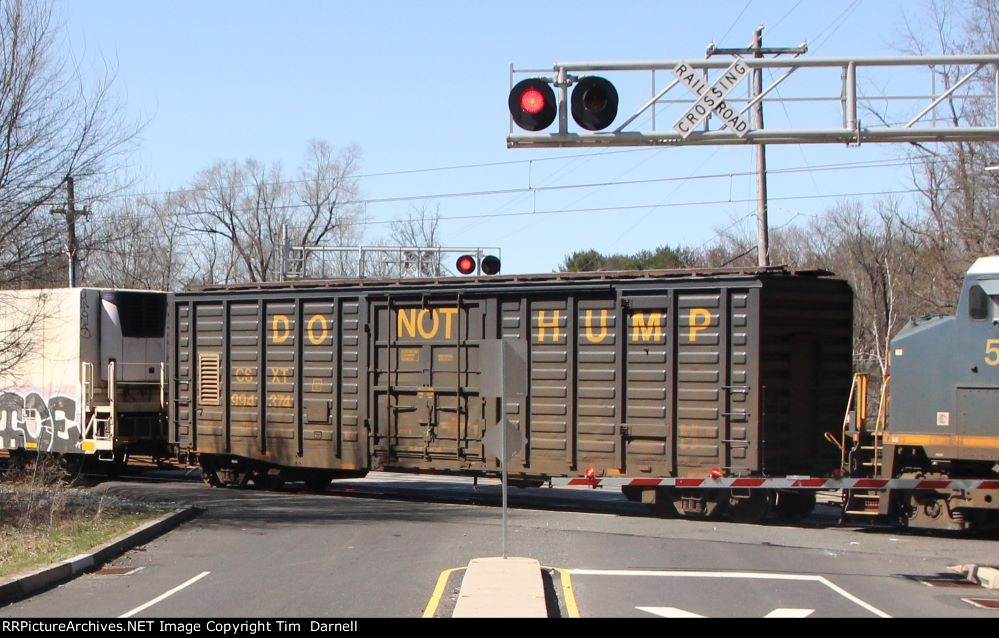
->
(59, 454), (85, 482)
(774, 491), (816, 523)
(727, 490), (773, 524)
(106, 450), (129, 479)
(673, 490), (724, 519)
(200, 457), (221, 487)
(252, 467), (286, 490)
(304, 472), (333, 492)
(216, 466), (251, 488)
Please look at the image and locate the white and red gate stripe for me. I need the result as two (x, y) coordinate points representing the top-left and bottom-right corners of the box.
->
(550, 476), (999, 491)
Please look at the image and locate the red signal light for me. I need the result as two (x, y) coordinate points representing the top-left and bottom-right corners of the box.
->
(520, 88), (546, 114)
(456, 255), (476, 275)
(509, 78), (557, 131)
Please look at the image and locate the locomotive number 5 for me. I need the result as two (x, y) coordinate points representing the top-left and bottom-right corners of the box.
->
(985, 339), (999, 366)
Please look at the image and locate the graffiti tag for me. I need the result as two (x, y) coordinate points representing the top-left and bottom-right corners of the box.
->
(0, 391), (80, 452)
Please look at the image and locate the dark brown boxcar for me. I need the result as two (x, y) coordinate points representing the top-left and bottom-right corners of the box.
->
(168, 267), (852, 495)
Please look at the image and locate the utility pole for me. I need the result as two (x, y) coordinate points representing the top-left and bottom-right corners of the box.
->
(706, 28), (807, 266)
(752, 27), (769, 267)
(50, 176), (89, 287)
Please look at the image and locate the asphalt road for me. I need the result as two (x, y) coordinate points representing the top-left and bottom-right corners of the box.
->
(3, 467), (999, 618)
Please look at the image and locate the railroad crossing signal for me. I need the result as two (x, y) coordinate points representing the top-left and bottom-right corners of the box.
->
(672, 59), (749, 138)
(506, 54), (999, 146)
(455, 253), (501, 275)
(509, 75), (619, 133)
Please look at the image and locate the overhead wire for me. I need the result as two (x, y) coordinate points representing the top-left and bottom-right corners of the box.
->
(718, 1), (755, 45)
(102, 186), (952, 232)
(66, 147), (669, 207)
(811, 0), (862, 51)
(769, 0), (806, 35)
(72, 156), (951, 231)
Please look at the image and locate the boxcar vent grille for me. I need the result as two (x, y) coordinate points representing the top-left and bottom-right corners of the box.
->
(199, 353), (222, 406)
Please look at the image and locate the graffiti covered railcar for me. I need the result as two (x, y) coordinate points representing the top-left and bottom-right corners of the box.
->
(0, 288), (168, 468)
(169, 267), (853, 496)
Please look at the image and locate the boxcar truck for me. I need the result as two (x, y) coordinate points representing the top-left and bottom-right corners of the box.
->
(0, 288), (168, 472)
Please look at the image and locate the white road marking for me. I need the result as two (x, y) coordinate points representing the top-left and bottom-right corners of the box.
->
(962, 598), (999, 610)
(764, 608), (815, 618)
(570, 569), (891, 618)
(638, 606), (814, 618)
(118, 571), (211, 618)
(638, 606), (706, 618)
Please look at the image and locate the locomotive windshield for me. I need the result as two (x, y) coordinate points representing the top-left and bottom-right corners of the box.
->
(968, 280), (999, 321)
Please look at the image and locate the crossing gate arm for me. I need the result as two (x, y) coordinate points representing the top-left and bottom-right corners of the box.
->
(549, 476), (999, 491)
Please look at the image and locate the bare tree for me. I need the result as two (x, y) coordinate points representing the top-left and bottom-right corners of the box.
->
(177, 141), (365, 284)
(0, 0), (139, 388)
(0, 0), (139, 289)
(893, 0), (999, 310)
(82, 192), (188, 290)
(388, 204), (446, 277)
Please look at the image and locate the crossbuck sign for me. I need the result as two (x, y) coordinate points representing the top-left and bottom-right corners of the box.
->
(673, 59), (750, 138)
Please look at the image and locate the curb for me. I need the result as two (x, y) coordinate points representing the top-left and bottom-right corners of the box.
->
(0, 506), (201, 606)
(950, 563), (999, 589)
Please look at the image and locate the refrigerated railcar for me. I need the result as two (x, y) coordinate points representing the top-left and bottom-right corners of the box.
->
(168, 266), (854, 506)
(0, 288), (168, 472)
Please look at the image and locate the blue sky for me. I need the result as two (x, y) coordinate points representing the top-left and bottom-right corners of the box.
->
(55, 0), (971, 274)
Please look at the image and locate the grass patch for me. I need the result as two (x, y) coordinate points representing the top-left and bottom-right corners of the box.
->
(0, 455), (170, 580)
(0, 510), (160, 579)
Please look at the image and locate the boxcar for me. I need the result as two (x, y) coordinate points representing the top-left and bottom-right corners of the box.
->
(168, 266), (853, 501)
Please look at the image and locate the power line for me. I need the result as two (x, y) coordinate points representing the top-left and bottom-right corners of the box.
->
(79, 156), (952, 220)
(769, 0), (806, 34)
(95, 186), (950, 231)
(59, 138), (959, 214)
(812, 0), (862, 50)
(717, 0), (754, 44)
(67, 147), (668, 205)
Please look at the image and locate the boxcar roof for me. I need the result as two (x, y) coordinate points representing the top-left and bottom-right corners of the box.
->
(183, 265), (836, 294)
